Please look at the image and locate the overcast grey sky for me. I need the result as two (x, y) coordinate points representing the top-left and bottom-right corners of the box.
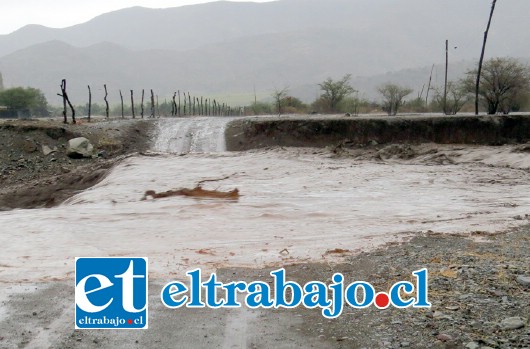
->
(0, 0), (275, 35)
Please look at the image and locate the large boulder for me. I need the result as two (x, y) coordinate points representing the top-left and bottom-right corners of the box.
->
(67, 137), (94, 158)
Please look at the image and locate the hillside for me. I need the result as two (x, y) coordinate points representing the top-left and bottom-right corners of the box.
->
(0, 0), (364, 57)
(1, 0), (529, 105)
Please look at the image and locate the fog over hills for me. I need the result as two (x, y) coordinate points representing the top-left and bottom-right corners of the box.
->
(0, 0), (529, 105)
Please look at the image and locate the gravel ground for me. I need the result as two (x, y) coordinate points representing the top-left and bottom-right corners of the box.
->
(217, 228), (529, 349)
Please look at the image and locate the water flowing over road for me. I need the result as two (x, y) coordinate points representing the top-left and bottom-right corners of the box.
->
(154, 117), (231, 153)
(1, 117), (530, 284)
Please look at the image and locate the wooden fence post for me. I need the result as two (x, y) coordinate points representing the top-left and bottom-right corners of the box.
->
(87, 85), (92, 122)
(172, 92), (177, 116)
(150, 89), (155, 118)
(104, 84), (109, 119)
(58, 79), (76, 124)
(131, 90), (136, 119)
(141, 89), (145, 119)
(119, 90), (124, 118)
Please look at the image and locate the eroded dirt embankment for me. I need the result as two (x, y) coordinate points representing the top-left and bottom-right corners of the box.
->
(0, 118), (155, 210)
(225, 114), (530, 151)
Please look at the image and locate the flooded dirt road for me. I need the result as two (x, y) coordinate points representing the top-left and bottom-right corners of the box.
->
(1, 118), (530, 283)
(1, 117), (529, 348)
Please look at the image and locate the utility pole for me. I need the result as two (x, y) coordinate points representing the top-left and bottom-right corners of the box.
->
(475, 0), (497, 115)
(444, 40), (449, 115)
(425, 64), (435, 107)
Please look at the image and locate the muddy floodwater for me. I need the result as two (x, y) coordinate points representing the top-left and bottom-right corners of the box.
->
(1, 117), (530, 284)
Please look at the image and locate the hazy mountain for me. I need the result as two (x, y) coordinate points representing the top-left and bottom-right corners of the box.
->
(1, 0), (529, 105)
(0, 0), (364, 57)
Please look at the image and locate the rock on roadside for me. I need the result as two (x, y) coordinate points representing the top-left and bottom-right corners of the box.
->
(500, 317), (527, 330)
(67, 137), (94, 158)
(516, 275), (530, 287)
(42, 144), (57, 156)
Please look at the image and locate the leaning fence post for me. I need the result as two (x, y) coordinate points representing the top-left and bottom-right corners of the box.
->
(58, 79), (76, 124)
(87, 85), (92, 122)
(119, 90), (124, 119)
(104, 84), (109, 119)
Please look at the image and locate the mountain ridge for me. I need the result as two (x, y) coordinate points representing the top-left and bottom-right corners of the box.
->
(1, 0), (529, 105)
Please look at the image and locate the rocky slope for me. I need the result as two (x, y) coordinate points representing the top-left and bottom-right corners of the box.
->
(0, 117), (154, 209)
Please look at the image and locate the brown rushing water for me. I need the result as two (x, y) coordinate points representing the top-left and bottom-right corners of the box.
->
(1, 117), (530, 284)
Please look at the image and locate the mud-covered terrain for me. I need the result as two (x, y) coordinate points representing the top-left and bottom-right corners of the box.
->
(0, 118), (154, 210)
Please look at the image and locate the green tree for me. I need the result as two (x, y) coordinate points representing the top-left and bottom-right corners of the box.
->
(281, 96), (307, 114)
(318, 74), (356, 112)
(76, 103), (107, 117)
(272, 87), (289, 116)
(0, 72), (4, 91)
(377, 83), (413, 116)
(434, 81), (471, 115)
(0, 87), (49, 116)
(337, 94), (371, 115)
(464, 57), (530, 114)
(403, 97), (429, 113)
(250, 101), (273, 115)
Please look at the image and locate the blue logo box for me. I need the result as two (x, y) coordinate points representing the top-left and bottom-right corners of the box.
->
(75, 257), (148, 329)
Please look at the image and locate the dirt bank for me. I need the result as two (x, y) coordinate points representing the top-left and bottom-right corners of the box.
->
(0, 118), (155, 210)
(225, 114), (530, 151)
